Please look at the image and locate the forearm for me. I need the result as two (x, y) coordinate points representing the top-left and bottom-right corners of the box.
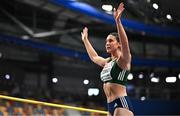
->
(116, 20), (128, 45)
(83, 38), (98, 61)
(116, 20), (131, 55)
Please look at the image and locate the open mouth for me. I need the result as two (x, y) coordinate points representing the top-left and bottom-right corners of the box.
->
(106, 46), (111, 49)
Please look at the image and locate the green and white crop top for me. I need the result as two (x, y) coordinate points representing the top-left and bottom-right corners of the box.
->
(100, 59), (130, 86)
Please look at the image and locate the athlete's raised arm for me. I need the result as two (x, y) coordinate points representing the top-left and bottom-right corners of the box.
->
(81, 27), (107, 67)
(114, 3), (132, 68)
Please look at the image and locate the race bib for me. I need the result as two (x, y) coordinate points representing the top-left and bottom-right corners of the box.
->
(100, 61), (114, 82)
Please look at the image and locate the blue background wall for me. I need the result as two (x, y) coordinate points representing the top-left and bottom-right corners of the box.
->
(131, 99), (180, 115)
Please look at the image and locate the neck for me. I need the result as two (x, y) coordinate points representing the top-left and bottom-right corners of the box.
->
(111, 50), (121, 60)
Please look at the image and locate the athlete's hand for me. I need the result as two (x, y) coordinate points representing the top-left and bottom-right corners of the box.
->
(81, 27), (88, 42)
(113, 2), (125, 22)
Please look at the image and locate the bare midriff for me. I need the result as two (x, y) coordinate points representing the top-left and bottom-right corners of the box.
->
(103, 82), (127, 103)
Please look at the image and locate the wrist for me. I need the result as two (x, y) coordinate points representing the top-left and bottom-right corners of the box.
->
(82, 38), (88, 42)
(115, 19), (121, 23)
(116, 20), (122, 26)
(115, 20), (120, 25)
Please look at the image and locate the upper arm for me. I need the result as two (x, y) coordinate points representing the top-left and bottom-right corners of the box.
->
(121, 42), (131, 63)
(92, 56), (108, 67)
(117, 51), (131, 69)
(116, 20), (131, 64)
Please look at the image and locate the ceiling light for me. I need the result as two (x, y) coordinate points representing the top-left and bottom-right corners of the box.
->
(88, 88), (99, 96)
(83, 79), (89, 85)
(138, 73), (144, 79)
(151, 77), (159, 83)
(153, 3), (159, 10)
(52, 77), (58, 83)
(166, 14), (172, 20)
(102, 5), (113, 12)
(140, 96), (146, 101)
(150, 73), (154, 77)
(127, 73), (133, 80)
(5, 74), (10, 80)
(165, 77), (176, 83)
(21, 35), (30, 40)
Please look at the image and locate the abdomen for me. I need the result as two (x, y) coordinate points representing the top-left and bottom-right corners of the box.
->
(103, 82), (127, 102)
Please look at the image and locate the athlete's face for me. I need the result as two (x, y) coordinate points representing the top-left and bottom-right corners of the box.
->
(105, 35), (120, 53)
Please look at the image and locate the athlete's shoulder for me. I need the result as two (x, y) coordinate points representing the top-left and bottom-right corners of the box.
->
(105, 57), (112, 63)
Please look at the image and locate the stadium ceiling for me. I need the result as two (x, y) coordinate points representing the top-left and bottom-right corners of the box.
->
(0, 0), (180, 38)
(0, 0), (180, 68)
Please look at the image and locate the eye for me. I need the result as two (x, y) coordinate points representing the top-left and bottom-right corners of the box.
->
(107, 39), (113, 43)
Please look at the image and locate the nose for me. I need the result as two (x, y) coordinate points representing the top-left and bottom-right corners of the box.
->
(106, 43), (109, 47)
(106, 41), (110, 45)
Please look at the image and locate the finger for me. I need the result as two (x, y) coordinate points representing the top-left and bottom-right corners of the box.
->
(121, 8), (125, 13)
(118, 2), (124, 10)
(85, 27), (88, 31)
(113, 8), (117, 16)
(117, 12), (121, 17)
(120, 2), (124, 7)
(85, 28), (88, 33)
(83, 27), (86, 32)
(113, 8), (116, 11)
(118, 7), (124, 12)
(121, 2), (124, 7)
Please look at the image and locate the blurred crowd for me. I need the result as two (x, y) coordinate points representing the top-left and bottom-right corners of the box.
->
(0, 99), (64, 116)
(0, 97), (106, 116)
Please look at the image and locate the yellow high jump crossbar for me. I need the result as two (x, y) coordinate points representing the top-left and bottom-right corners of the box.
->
(0, 94), (108, 114)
